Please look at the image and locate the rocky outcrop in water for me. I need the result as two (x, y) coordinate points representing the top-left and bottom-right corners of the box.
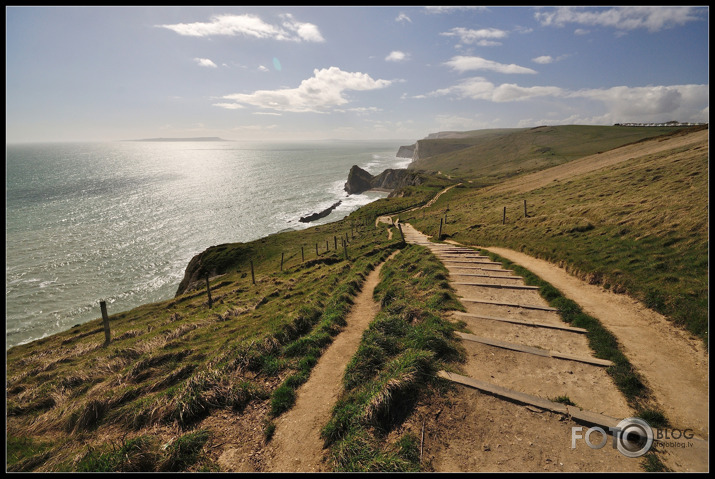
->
(344, 166), (374, 195)
(299, 201), (342, 223)
(344, 165), (422, 195)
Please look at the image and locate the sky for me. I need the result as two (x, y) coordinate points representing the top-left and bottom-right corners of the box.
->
(5, 5), (710, 143)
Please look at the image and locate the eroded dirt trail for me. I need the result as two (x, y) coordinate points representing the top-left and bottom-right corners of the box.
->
(484, 246), (709, 441)
(400, 223), (708, 472)
(400, 223), (641, 472)
(260, 252), (399, 472)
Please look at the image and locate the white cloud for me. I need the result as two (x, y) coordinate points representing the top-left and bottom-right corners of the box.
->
(424, 76), (709, 123)
(216, 67), (392, 113)
(440, 27), (508, 46)
(570, 84), (710, 122)
(574, 28), (590, 35)
(445, 56), (538, 74)
(532, 54), (569, 64)
(341, 106), (382, 115)
(396, 13), (412, 23)
(232, 124), (278, 131)
(424, 6), (487, 14)
(535, 6), (704, 33)
(194, 58), (217, 68)
(385, 51), (408, 62)
(212, 103), (245, 110)
(158, 13), (324, 42)
(281, 13), (325, 42)
(434, 114), (491, 131)
(258, 65), (269, 72)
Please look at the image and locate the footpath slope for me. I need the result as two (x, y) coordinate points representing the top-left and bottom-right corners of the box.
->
(400, 223), (641, 472)
(259, 252), (399, 472)
(481, 246), (708, 472)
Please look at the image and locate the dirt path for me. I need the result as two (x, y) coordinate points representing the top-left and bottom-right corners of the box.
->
(483, 246), (709, 439)
(400, 224), (642, 472)
(261, 252), (399, 472)
(422, 183), (461, 208)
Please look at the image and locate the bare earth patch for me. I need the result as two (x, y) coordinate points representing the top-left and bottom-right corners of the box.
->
(480, 246), (709, 472)
(402, 223), (708, 472)
(259, 251), (399, 472)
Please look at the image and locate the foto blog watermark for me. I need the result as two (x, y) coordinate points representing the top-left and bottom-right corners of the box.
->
(571, 417), (695, 458)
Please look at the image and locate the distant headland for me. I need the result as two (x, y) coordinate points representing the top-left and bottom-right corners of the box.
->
(122, 137), (231, 142)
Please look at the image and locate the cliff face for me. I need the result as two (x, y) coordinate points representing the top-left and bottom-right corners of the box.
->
(344, 165), (374, 195)
(396, 144), (415, 158)
(344, 165), (422, 195)
(175, 242), (253, 296)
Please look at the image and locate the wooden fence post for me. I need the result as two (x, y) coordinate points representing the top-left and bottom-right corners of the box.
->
(326, 240), (329, 252)
(524, 199), (527, 218)
(503, 206), (506, 225)
(342, 238), (349, 260)
(316, 243), (319, 256)
(250, 260), (255, 285)
(205, 274), (213, 309)
(100, 300), (111, 346)
(334, 235), (338, 250)
(280, 252), (284, 271)
(398, 223), (406, 246)
(301, 246), (305, 262)
(438, 218), (443, 240)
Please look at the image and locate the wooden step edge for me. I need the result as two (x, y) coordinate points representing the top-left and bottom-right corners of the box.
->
(450, 273), (523, 280)
(443, 260), (503, 265)
(437, 371), (622, 430)
(453, 282), (540, 290)
(449, 267), (514, 272)
(461, 298), (558, 312)
(455, 332), (613, 367)
(452, 311), (588, 334)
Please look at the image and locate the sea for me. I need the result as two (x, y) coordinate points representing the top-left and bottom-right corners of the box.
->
(6, 139), (412, 349)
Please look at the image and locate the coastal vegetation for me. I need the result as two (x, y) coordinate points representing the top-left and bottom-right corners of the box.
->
(321, 245), (466, 471)
(7, 216), (403, 471)
(6, 124), (707, 471)
(402, 127), (708, 345)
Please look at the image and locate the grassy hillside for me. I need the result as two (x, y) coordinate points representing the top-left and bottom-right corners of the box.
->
(403, 127), (709, 345)
(7, 214), (405, 472)
(6, 125), (708, 471)
(410, 125), (689, 184)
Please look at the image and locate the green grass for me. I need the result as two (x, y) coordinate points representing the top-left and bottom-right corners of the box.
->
(551, 395), (576, 406)
(5, 126), (706, 471)
(403, 133), (708, 346)
(6, 214), (402, 471)
(322, 245), (465, 471)
(6, 436), (55, 472)
(410, 125), (692, 182)
(641, 452), (671, 472)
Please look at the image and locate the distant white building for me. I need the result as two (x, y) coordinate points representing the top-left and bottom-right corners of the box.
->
(614, 121), (708, 127)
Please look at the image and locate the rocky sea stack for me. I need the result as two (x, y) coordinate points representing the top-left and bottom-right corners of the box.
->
(343, 165), (423, 196)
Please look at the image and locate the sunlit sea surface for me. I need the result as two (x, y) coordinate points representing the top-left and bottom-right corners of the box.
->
(6, 140), (411, 349)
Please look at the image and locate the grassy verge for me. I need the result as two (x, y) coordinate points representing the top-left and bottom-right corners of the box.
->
(321, 245), (466, 472)
(403, 136), (708, 346)
(6, 216), (401, 471)
(480, 247), (666, 422)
